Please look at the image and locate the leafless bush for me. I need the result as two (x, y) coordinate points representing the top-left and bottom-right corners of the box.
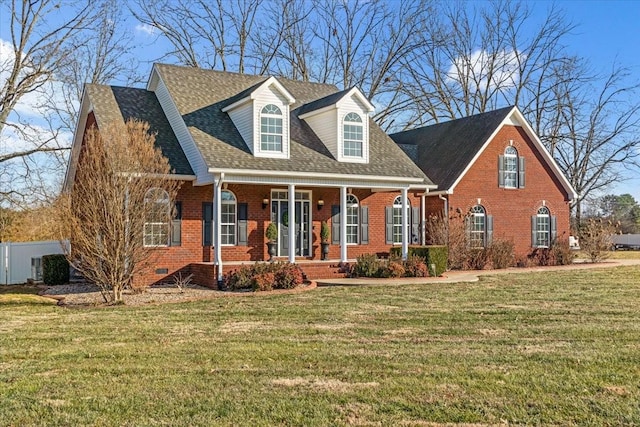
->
(173, 272), (194, 293)
(580, 218), (619, 263)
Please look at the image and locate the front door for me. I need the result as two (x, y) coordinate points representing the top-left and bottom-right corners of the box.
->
(270, 191), (311, 257)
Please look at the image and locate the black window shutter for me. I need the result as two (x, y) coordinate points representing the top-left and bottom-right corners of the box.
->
(518, 156), (526, 188)
(531, 215), (537, 248)
(360, 206), (369, 245)
(385, 206), (393, 244)
(331, 205), (340, 245)
(203, 202), (213, 246)
(498, 155), (505, 188)
(237, 203), (248, 246)
(411, 206), (420, 244)
(170, 201), (182, 246)
(486, 215), (494, 246)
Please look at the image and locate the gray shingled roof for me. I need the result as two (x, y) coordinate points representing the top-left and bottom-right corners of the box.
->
(390, 106), (514, 191)
(295, 87), (353, 117)
(86, 85), (194, 176)
(154, 64), (431, 182)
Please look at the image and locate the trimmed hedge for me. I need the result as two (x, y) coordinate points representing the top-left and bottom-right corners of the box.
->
(42, 254), (70, 286)
(390, 245), (448, 277)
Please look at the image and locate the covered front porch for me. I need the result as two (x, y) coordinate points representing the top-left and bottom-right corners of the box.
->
(204, 170), (435, 285)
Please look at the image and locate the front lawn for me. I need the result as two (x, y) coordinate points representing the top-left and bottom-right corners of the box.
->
(1, 266), (639, 426)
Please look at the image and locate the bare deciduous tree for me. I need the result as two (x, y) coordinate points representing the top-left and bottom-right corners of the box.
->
(0, 0), (96, 205)
(544, 63), (640, 225)
(56, 120), (180, 304)
(132, 0), (263, 72)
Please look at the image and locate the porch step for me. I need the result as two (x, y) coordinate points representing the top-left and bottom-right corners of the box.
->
(300, 263), (349, 281)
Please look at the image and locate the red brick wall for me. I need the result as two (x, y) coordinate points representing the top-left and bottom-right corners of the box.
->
(144, 183), (422, 286)
(427, 125), (572, 256)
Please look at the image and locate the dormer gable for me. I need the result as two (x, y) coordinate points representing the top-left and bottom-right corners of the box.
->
(298, 87), (374, 164)
(222, 76), (296, 159)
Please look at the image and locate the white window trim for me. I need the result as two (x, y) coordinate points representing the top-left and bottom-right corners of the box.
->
(144, 188), (170, 247)
(338, 110), (368, 164)
(392, 195), (410, 245)
(504, 146), (518, 189)
(220, 190), (237, 246)
(346, 194), (359, 245)
(535, 207), (551, 248)
(255, 102), (289, 159)
(469, 205), (486, 249)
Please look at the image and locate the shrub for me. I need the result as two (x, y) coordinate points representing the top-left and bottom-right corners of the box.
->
(265, 223), (278, 242)
(381, 259), (406, 278)
(274, 263), (304, 289)
(464, 248), (490, 270)
(404, 255), (428, 277)
(488, 239), (515, 269)
(42, 254), (69, 286)
(223, 262), (304, 291)
(224, 264), (254, 290)
(580, 217), (618, 263)
(253, 272), (275, 291)
(552, 238), (575, 265)
(528, 247), (555, 266)
(390, 245), (448, 277)
(320, 221), (330, 242)
(350, 253), (382, 278)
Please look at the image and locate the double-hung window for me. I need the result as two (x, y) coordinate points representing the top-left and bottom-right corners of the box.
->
(220, 190), (237, 245)
(144, 188), (170, 247)
(468, 205), (486, 248)
(499, 146), (525, 188)
(260, 104), (283, 152)
(346, 194), (359, 244)
(534, 207), (551, 248)
(343, 112), (363, 158)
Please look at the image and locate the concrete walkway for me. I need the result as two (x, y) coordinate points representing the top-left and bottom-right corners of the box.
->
(316, 258), (640, 287)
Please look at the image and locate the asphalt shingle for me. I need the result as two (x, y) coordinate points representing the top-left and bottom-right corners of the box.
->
(390, 107), (514, 191)
(86, 84), (194, 176)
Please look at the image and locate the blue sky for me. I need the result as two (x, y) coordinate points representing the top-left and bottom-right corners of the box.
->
(538, 0), (640, 201)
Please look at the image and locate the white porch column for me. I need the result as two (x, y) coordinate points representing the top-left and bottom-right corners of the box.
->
(340, 186), (348, 263)
(213, 177), (223, 284)
(288, 184), (296, 263)
(421, 193), (426, 245)
(401, 187), (409, 260)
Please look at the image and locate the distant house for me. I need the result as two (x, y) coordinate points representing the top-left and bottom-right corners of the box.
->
(65, 64), (436, 286)
(390, 106), (577, 256)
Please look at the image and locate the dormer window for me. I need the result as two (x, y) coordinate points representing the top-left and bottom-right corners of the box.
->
(222, 76), (294, 159)
(299, 87), (374, 164)
(260, 104), (283, 152)
(343, 113), (363, 157)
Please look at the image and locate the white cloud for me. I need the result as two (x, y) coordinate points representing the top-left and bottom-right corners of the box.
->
(0, 38), (73, 121)
(135, 23), (157, 36)
(447, 49), (522, 92)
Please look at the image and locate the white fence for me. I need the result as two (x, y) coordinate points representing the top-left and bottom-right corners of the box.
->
(0, 240), (68, 285)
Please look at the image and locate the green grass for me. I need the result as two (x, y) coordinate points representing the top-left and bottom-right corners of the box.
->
(1, 267), (640, 426)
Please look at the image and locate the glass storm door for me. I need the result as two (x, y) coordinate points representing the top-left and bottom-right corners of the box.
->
(270, 191), (311, 257)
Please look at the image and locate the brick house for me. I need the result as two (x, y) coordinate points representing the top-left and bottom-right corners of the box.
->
(65, 65), (577, 286)
(65, 64), (437, 286)
(390, 106), (577, 256)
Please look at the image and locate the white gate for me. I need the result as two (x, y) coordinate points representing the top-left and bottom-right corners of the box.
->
(0, 240), (68, 285)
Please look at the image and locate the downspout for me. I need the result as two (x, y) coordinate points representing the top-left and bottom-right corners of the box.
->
(420, 193), (426, 245)
(438, 194), (448, 218)
(214, 173), (225, 288)
(439, 194), (448, 246)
